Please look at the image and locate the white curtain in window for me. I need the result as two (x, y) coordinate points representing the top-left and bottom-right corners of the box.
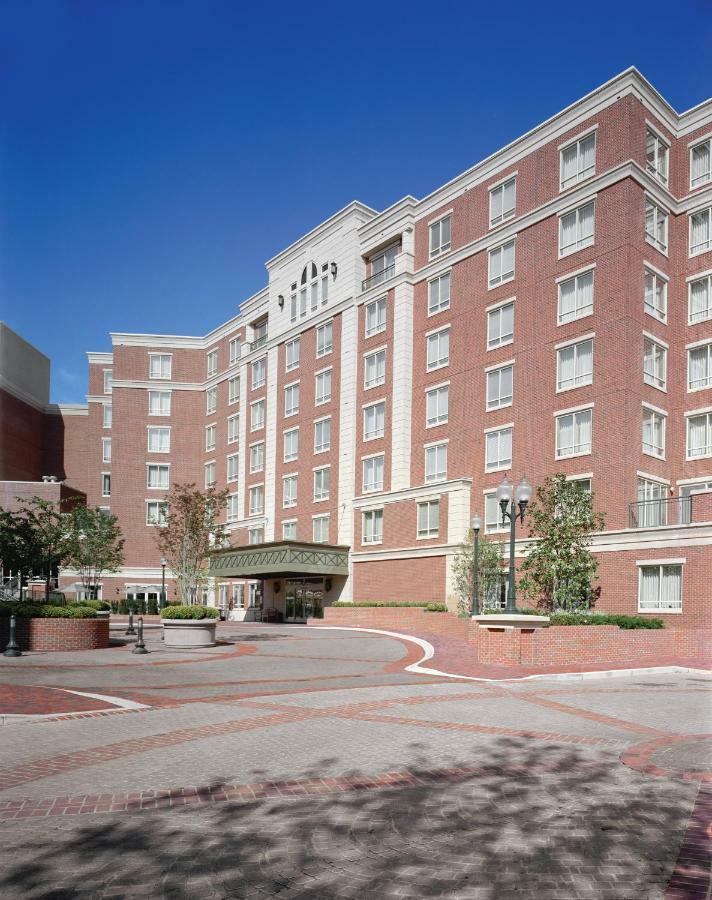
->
(577, 340), (593, 381)
(692, 143), (711, 186)
(578, 271), (593, 313)
(561, 144), (578, 185)
(559, 278), (576, 320)
(690, 278), (710, 322)
(558, 415), (573, 454)
(560, 211), (576, 250)
(691, 210), (711, 253)
(660, 566), (681, 609)
(639, 567), (659, 610)
(502, 178), (515, 214)
(688, 415), (709, 456)
(689, 347), (710, 389)
(558, 347), (575, 387)
(575, 410), (591, 452)
(579, 203), (594, 242)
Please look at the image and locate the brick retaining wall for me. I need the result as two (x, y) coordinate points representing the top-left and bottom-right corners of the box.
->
(321, 607), (479, 641)
(0, 617), (110, 652)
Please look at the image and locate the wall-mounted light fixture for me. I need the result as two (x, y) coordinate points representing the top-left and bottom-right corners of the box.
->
(278, 295), (285, 309)
(330, 262), (337, 279)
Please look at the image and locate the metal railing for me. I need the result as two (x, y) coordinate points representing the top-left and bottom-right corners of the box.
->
(362, 263), (396, 292)
(249, 334), (268, 352)
(628, 495), (692, 529)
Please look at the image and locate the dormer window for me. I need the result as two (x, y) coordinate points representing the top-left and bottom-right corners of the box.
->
(290, 262), (329, 322)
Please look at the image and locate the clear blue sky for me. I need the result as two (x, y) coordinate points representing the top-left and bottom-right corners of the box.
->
(1, 0), (710, 403)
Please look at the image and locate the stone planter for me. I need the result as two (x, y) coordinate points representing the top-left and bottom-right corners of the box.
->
(228, 608), (246, 622)
(161, 618), (218, 648)
(472, 614), (550, 630)
(96, 610), (110, 621)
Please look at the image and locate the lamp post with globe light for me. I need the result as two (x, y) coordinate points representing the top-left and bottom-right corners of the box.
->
(471, 514), (481, 616)
(495, 475), (533, 612)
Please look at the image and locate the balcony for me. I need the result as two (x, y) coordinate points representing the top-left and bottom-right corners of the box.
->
(249, 334), (268, 352)
(362, 262), (396, 293)
(628, 496), (692, 529)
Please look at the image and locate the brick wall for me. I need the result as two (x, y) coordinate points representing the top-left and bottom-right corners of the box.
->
(0, 617), (109, 651)
(352, 556), (446, 604)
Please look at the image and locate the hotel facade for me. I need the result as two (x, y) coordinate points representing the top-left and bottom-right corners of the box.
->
(42, 69), (712, 627)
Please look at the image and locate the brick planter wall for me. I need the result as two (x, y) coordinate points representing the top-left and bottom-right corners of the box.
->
(320, 606), (478, 641)
(0, 617), (109, 652)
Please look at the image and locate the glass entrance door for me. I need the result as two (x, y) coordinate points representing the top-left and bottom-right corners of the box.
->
(284, 579), (324, 623)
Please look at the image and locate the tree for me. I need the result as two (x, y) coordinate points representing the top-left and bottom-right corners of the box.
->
(452, 531), (506, 617)
(519, 474), (605, 611)
(154, 483), (228, 604)
(65, 507), (125, 599)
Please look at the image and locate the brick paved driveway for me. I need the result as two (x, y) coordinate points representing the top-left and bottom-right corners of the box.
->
(0, 623), (709, 899)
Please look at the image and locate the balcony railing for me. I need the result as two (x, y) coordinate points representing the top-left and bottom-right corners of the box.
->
(362, 263), (396, 292)
(628, 496), (692, 529)
(249, 334), (268, 352)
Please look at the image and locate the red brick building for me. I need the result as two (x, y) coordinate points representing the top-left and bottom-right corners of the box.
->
(52, 69), (711, 626)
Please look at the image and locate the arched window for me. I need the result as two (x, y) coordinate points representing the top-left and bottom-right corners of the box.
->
(290, 262), (330, 322)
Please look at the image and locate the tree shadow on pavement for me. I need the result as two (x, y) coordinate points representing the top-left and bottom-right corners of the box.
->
(0, 737), (696, 899)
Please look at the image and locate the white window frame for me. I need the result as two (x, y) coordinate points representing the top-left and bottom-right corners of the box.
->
(686, 410), (712, 460)
(101, 437), (111, 463)
(489, 175), (516, 227)
(313, 466), (330, 502)
(227, 414), (239, 445)
(362, 454), (385, 493)
(251, 357), (266, 390)
(103, 403), (112, 428)
(206, 387), (217, 415)
(250, 398), (265, 432)
(644, 266), (668, 323)
(426, 382), (449, 427)
(363, 401), (386, 441)
(282, 474), (298, 508)
(689, 206), (712, 257)
(282, 520), (297, 541)
(249, 484), (264, 516)
(283, 427), (299, 463)
(688, 342), (712, 392)
(557, 266), (594, 325)
(365, 297), (387, 337)
(204, 461), (216, 488)
(417, 499), (440, 539)
(689, 272), (712, 325)
(637, 562), (683, 613)
(428, 272), (451, 315)
(424, 441), (448, 484)
(642, 404), (667, 459)
(487, 299), (514, 350)
(285, 338), (300, 372)
(103, 370), (113, 394)
(147, 426), (170, 453)
(206, 349), (218, 378)
(485, 425), (512, 472)
(312, 515), (330, 544)
(559, 129), (596, 190)
(316, 321), (333, 358)
(426, 327), (450, 372)
(227, 453), (240, 482)
(486, 362), (514, 410)
(229, 337), (241, 366)
(559, 200), (595, 258)
(315, 368), (332, 406)
(364, 347), (386, 390)
(362, 508), (383, 545)
(284, 382), (300, 417)
(148, 353), (172, 380)
(556, 337), (594, 393)
(226, 493), (239, 523)
(314, 416), (331, 454)
(146, 500), (168, 527)
(484, 491), (508, 534)
(555, 406), (592, 459)
(690, 137), (712, 189)
(148, 390), (171, 417)
(643, 335), (668, 391)
(429, 213), (452, 259)
(645, 199), (668, 255)
(101, 472), (111, 497)
(249, 442), (264, 474)
(646, 127), (669, 186)
(228, 376), (240, 405)
(488, 239), (515, 288)
(147, 463), (170, 490)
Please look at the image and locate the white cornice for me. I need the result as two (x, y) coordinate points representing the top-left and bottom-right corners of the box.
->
(111, 380), (202, 392)
(48, 403), (88, 416)
(111, 333), (206, 350)
(86, 352), (113, 365)
(352, 477), (472, 509)
(0, 374), (47, 411)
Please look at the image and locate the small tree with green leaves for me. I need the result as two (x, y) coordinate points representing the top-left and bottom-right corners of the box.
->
(519, 474), (605, 612)
(452, 531), (506, 617)
(154, 483), (228, 604)
(65, 506), (124, 600)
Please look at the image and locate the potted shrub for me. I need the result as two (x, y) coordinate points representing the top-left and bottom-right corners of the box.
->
(160, 605), (220, 648)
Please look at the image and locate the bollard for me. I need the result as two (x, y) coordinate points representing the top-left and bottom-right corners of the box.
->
(3, 614), (22, 657)
(132, 616), (149, 655)
(125, 608), (136, 636)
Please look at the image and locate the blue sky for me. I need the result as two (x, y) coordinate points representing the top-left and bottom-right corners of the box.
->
(1, 0), (710, 403)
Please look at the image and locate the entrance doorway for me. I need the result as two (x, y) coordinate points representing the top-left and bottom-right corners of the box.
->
(284, 578), (325, 623)
(126, 588), (160, 612)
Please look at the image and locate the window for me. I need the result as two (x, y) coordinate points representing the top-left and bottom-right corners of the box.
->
(644, 269), (667, 322)
(365, 297), (387, 337)
(636, 476), (665, 518)
(315, 369), (332, 405)
(691, 139), (711, 188)
(646, 129), (669, 185)
(249, 485), (264, 516)
(369, 244), (398, 287)
(228, 376), (240, 405)
(643, 337), (667, 390)
(313, 467), (330, 501)
(251, 358), (266, 389)
(487, 364), (513, 410)
(205, 424), (216, 452)
(149, 353), (172, 379)
(146, 501), (167, 527)
(363, 455), (384, 493)
(680, 480), (712, 524)
(485, 492), (507, 534)
(488, 240), (515, 287)
(557, 339), (593, 391)
(427, 328), (450, 371)
(248, 526), (264, 545)
(149, 390), (171, 416)
(364, 349), (386, 389)
(286, 338), (300, 371)
(687, 412), (712, 459)
(639, 564), (682, 612)
(282, 520), (297, 540)
(316, 322), (333, 357)
(101, 473), (111, 497)
(250, 399), (265, 431)
(206, 349), (218, 377)
(487, 301), (514, 349)
(642, 407), (666, 458)
(227, 453), (239, 482)
(689, 343), (712, 391)
(558, 269), (594, 324)
(148, 426), (170, 453)
(559, 202), (595, 256)
(417, 500), (439, 538)
(204, 461), (216, 488)
(560, 131), (596, 189)
(252, 317), (268, 346)
(569, 478), (592, 494)
(102, 437), (111, 463)
(425, 442), (447, 483)
(485, 427), (512, 471)
(227, 494), (239, 523)
(229, 337), (241, 365)
(426, 384), (449, 426)
(312, 516), (329, 543)
(362, 509), (383, 544)
(249, 443), (264, 473)
(645, 200), (668, 253)
(428, 273), (451, 315)
(103, 370), (113, 394)
(363, 401), (385, 441)
(690, 207), (712, 256)
(284, 428), (299, 462)
(283, 475), (297, 508)
(556, 408), (592, 458)
(284, 383), (300, 417)
(147, 464), (169, 489)
(429, 214), (451, 258)
(489, 176), (516, 227)
(690, 274), (712, 324)
(103, 404), (112, 428)
(314, 418), (331, 453)
(206, 387), (217, 415)
(227, 414), (239, 444)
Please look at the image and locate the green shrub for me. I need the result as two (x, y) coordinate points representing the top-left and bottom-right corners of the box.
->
(70, 599), (110, 612)
(425, 603), (448, 612)
(161, 604), (220, 620)
(331, 601), (442, 609)
(146, 596), (158, 615)
(118, 599), (128, 614)
(0, 603), (97, 619)
(548, 612), (664, 629)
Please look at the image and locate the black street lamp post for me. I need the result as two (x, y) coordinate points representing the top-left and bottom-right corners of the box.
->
(160, 558), (167, 611)
(496, 475), (533, 612)
(471, 514), (481, 616)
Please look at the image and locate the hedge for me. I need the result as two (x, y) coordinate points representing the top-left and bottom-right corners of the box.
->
(161, 605), (220, 620)
(70, 599), (111, 612)
(482, 608), (664, 629)
(0, 603), (98, 619)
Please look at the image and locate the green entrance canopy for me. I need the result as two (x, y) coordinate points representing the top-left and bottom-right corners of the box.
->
(208, 540), (350, 579)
